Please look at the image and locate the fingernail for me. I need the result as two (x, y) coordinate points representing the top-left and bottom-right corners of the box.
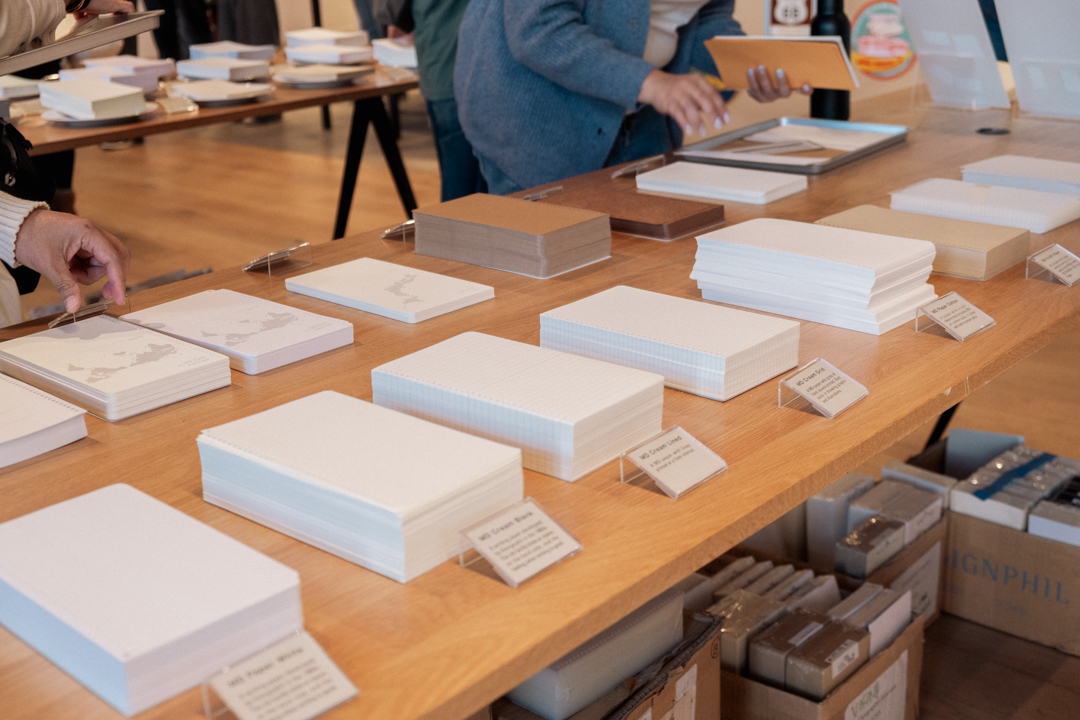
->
(714, 117), (723, 129)
(803, 84), (811, 93)
(758, 65), (766, 72)
(64, 296), (79, 313)
(685, 124), (693, 134)
(699, 124), (706, 135)
(723, 112), (731, 123)
(777, 68), (785, 78)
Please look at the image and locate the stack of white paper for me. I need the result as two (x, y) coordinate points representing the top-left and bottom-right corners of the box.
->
(636, 161), (807, 204)
(0, 374), (86, 469)
(84, 55), (175, 78)
(891, 178), (1080, 233)
(539, 285), (799, 401)
(0, 484), (302, 717)
(961, 155), (1080, 196)
(38, 78), (145, 120)
(198, 391), (523, 583)
(122, 289), (353, 374)
(284, 257), (493, 323)
(272, 64), (373, 85)
(0, 315), (231, 421)
(285, 28), (370, 47)
(189, 41), (276, 60)
(691, 219), (937, 335)
(285, 44), (374, 65)
(58, 66), (158, 95)
(372, 38), (418, 67)
(170, 79), (271, 103)
(0, 75), (40, 98)
(176, 57), (270, 81)
(371, 332), (664, 481)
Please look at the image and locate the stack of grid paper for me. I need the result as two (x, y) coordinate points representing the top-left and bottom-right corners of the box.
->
(0, 315), (231, 421)
(285, 29), (373, 65)
(284, 257), (493, 323)
(635, 161), (807, 204)
(122, 289), (354, 374)
(372, 38), (418, 67)
(413, 193), (611, 279)
(539, 285), (800, 401)
(692, 219), (937, 335)
(198, 391), (523, 583)
(38, 78), (145, 120)
(189, 41), (276, 60)
(961, 155), (1080, 196)
(58, 66), (158, 95)
(890, 178), (1080, 233)
(371, 332), (664, 481)
(176, 57), (270, 81)
(0, 374), (86, 469)
(0, 484), (302, 717)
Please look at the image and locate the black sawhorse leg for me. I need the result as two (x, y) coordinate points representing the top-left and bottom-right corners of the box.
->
(333, 96), (418, 239)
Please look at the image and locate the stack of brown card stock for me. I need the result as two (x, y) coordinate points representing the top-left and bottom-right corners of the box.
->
(816, 204), (1029, 281)
(413, 194), (611, 278)
(538, 183), (724, 240)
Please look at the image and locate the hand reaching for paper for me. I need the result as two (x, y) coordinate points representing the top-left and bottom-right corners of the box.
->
(638, 70), (731, 139)
(746, 65), (812, 103)
(15, 209), (130, 313)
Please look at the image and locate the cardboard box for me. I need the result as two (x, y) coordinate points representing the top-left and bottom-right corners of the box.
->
(720, 616), (923, 720)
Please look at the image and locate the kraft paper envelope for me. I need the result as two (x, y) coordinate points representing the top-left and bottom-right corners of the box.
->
(705, 36), (859, 90)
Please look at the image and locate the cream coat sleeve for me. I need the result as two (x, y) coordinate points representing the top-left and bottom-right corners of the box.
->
(0, 0), (66, 57)
(0, 192), (48, 268)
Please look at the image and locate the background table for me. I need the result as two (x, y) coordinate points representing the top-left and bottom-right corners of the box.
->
(1, 95), (1079, 720)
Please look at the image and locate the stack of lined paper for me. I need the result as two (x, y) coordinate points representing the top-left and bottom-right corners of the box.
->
(635, 161), (807, 204)
(176, 57), (270, 81)
(122, 289), (353, 374)
(413, 193), (611, 279)
(0, 315), (231, 421)
(0, 374), (86, 469)
(0, 484), (302, 717)
(539, 285), (800, 401)
(371, 332), (664, 481)
(691, 219), (937, 335)
(198, 391), (523, 583)
(38, 78), (145, 120)
(816, 205), (1029, 281)
(961, 155), (1080, 196)
(285, 257), (493, 323)
(189, 41), (276, 60)
(890, 178), (1080, 233)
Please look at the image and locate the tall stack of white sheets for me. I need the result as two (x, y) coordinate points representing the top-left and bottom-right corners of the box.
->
(0, 315), (231, 421)
(58, 66), (158, 95)
(890, 178), (1080, 233)
(198, 391), (523, 583)
(691, 219), (937, 335)
(961, 155), (1080, 196)
(539, 285), (800, 401)
(38, 78), (145, 120)
(371, 332), (664, 481)
(0, 374), (86, 469)
(0, 484), (302, 717)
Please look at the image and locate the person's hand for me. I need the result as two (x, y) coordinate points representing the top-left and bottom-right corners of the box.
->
(746, 66), (812, 103)
(76, 0), (135, 18)
(639, 69), (730, 138)
(15, 209), (130, 313)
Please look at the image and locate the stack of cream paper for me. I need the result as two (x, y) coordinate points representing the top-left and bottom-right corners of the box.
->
(84, 55), (175, 78)
(539, 285), (800, 401)
(372, 38), (418, 67)
(189, 41), (276, 60)
(371, 332), (664, 481)
(815, 205), (1030, 281)
(691, 219), (937, 335)
(635, 161), (807, 204)
(272, 64), (373, 85)
(0, 484), (302, 717)
(285, 28), (370, 46)
(890, 178), (1080, 233)
(122, 289), (353, 374)
(198, 391), (523, 583)
(285, 44), (374, 65)
(176, 57), (270, 80)
(0, 374), (86, 469)
(961, 155), (1080, 196)
(284, 257), (493, 323)
(0, 75), (40, 98)
(413, 193), (611, 279)
(58, 66), (158, 95)
(0, 315), (231, 421)
(38, 78), (145, 120)
(508, 590), (683, 720)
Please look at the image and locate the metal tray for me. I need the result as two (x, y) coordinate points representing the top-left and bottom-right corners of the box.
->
(677, 117), (908, 175)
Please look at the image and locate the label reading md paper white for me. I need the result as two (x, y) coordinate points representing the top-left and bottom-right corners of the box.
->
(1031, 244), (1080, 286)
(918, 292), (995, 341)
(463, 499), (581, 587)
(209, 633), (357, 720)
(627, 427), (727, 498)
(826, 638), (860, 679)
(846, 649), (909, 720)
(783, 358), (868, 419)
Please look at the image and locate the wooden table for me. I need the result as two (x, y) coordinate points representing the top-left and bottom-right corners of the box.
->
(2, 93), (1079, 720)
(14, 69), (420, 239)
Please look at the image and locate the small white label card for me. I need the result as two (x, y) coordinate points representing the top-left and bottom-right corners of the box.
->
(460, 498), (582, 588)
(779, 357), (868, 419)
(915, 292), (995, 341)
(204, 632), (357, 720)
(1027, 244), (1080, 287)
(620, 426), (727, 499)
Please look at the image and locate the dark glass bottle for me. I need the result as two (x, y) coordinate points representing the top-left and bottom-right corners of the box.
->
(810, 0), (851, 120)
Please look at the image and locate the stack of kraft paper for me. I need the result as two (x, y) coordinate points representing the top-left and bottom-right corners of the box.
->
(198, 391), (523, 583)
(539, 285), (799, 401)
(635, 161), (807, 204)
(412, 193), (611, 279)
(371, 332), (664, 481)
(691, 218), (937, 335)
(0, 315), (230, 421)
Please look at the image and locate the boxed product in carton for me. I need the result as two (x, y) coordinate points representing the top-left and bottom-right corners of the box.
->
(848, 481), (943, 545)
(786, 621), (870, 700)
(827, 583), (883, 622)
(710, 589), (789, 674)
(881, 461), (958, 508)
(748, 609), (829, 686)
(807, 473), (875, 572)
(835, 516), (906, 578)
(845, 589), (912, 657)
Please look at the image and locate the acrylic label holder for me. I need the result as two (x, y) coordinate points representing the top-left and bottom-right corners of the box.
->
(1027, 244), (1080, 287)
(619, 425), (727, 499)
(202, 632), (357, 720)
(916, 292), (995, 341)
(779, 357), (867, 419)
(242, 242), (313, 276)
(459, 497), (581, 588)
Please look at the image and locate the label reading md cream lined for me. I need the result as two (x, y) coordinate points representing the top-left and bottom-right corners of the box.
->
(1030, 244), (1080, 286)
(826, 639), (860, 679)
(788, 621), (824, 647)
(918, 292), (995, 341)
(625, 426), (727, 498)
(462, 498), (582, 587)
(782, 358), (868, 419)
